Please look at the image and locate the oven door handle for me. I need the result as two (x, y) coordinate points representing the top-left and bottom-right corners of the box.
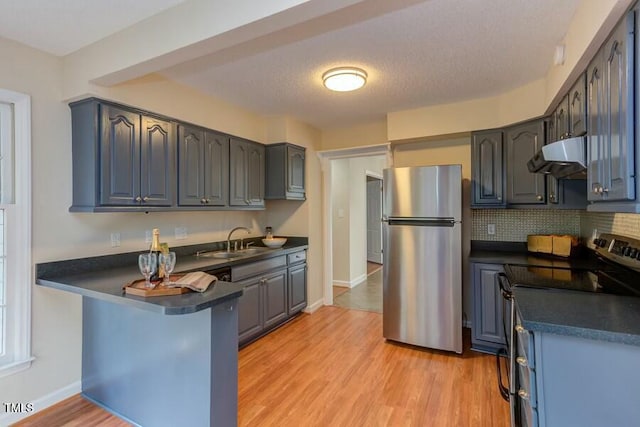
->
(496, 349), (510, 402)
(496, 272), (512, 298)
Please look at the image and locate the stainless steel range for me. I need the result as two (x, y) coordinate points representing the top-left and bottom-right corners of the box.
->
(497, 232), (640, 427)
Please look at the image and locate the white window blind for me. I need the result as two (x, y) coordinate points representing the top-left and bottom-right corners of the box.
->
(0, 91), (32, 377)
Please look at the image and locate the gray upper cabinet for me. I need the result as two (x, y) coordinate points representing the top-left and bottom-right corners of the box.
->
(230, 138), (265, 208)
(265, 143), (306, 200)
(178, 124), (229, 207)
(587, 11), (636, 206)
(471, 130), (505, 207)
(553, 95), (570, 141)
(568, 73), (587, 137)
(70, 98), (176, 211)
(506, 119), (546, 205)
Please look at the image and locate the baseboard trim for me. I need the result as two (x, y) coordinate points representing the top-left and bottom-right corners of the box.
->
(303, 298), (324, 314)
(332, 273), (367, 289)
(0, 380), (81, 425)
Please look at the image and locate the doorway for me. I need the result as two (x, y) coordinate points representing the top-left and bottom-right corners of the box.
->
(318, 144), (391, 311)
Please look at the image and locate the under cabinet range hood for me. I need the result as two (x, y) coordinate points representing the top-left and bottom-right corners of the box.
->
(527, 136), (587, 179)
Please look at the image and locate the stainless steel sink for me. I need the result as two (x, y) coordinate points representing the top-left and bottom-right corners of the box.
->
(196, 251), (238, 259)
(236, 247), (270, 255)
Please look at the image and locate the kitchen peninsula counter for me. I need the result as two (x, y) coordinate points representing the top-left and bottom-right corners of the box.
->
(35, 237), (308, 427)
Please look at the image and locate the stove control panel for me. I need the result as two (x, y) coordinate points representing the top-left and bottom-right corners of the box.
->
(593, 232), (640, 271)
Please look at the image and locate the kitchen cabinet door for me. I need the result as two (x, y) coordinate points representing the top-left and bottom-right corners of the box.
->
(553, 95), (570, 141)
(471, 263), (508, 354)
(178, 125), (206, 206)
(506, 120), (546, 205)
(588, 12), (636, 204)
(100, 105), (141, 206)
(265, 143), (306, 200)
(288, 264), (307, 315)
(178, 126), (229, 207)
(471, 130), (505, 207)
(238, 279), (263, 344)
(230, 138), (265, 207)
(263, 270), (287, 329)
(140, 116), (174, 206)
(203, 131), (229, 206)
(568, 73), (587, 137)
(547, 175), (588, 209)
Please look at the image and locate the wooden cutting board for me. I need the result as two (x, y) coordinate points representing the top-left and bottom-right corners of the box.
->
(123, 274), (191, 297)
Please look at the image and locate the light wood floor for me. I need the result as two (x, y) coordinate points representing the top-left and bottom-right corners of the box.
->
(14, 306), (508, 427)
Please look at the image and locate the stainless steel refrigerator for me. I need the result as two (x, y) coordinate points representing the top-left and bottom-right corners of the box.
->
(382, 165), (462, 354)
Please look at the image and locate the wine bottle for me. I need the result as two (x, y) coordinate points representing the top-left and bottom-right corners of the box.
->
(149, 228), (164, 282)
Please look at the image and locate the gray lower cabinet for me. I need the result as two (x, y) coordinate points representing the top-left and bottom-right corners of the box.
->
(265, 143), (306, 200)
(506, 119), (546, 205)
(515, 308), (640, 426)
(471, 130), (505, 207)
(471, 263), (508, 354)
(587, 10), (636, 207)
(230, 138), (265, 207)
(235, 251), (307, 346)
(288, 262), (307, 314)
(178, 125), (229, 207)
(70, 99), (176, 211)
(237, 268), (287, 345)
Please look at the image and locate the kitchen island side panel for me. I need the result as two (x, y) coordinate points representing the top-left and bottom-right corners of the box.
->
(82, 297), (238, 427)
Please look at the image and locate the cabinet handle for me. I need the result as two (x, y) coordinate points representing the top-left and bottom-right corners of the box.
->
(142, 196), (149, 202)
(518, 389), (530, 400)
(549, 194), (555, 200)
(226, 305), (234, 312)
(602, 188), (609, 194)
(205, 199), (210, 204)
(536, 195), (543, 201)
(201, 198), (207, 204)
(245, 199), (251, 205)
(516, 356), (528, 367)
(497, 196), (502, 201)
(135, 196), (142, 202)
(515, 325), (524, 333)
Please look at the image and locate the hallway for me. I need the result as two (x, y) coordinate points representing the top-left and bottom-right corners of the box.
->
(333, 262), (382, 313)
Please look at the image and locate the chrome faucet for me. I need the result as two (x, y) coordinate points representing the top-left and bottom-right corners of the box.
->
(227, 227), (250, 252)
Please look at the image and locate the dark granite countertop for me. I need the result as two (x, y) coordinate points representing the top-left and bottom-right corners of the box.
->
(36, 237), (308, 315)
(471, 240), (640, 346)
(514, 288), (640, 346)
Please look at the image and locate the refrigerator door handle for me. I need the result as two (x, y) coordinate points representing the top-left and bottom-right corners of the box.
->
(387, 218), (456, 227)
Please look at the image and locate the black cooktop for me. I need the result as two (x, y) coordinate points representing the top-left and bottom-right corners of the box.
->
(505, 264), (640, 297)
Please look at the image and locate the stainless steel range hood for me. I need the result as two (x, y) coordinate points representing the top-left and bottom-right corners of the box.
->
(527, 136), (587, 179)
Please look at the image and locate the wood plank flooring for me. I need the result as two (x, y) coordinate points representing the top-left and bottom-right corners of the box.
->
(13, 306), (508, 427)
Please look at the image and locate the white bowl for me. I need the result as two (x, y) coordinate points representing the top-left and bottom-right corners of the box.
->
(262, 237), (287, 248)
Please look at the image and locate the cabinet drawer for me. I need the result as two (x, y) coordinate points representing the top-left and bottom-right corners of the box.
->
(287, 250), (306, 265)
(232, 255), (287, 281)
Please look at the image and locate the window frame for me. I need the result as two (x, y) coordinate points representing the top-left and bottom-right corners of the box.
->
(0, 89), (33, 377)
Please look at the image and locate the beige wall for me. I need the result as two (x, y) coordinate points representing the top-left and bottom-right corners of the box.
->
(392, 136), (472, 324)
(331, 159), (351, 282)
(320, 120), (387, 150)
(0, 37), (321, 410)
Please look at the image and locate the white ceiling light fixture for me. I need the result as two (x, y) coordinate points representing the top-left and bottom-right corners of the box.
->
(322, 67), (368, 92)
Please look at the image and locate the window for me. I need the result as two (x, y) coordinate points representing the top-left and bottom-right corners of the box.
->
(0, 90), (32, 377)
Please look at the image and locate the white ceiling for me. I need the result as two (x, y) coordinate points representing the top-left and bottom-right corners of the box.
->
(0, 0), (581, 130)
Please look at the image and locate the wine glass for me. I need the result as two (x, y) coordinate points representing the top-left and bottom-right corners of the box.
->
(138, 253), (157, 289)
(159, 252), (176, 287)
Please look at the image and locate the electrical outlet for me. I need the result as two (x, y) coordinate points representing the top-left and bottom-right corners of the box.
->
(487, 224), (496, 235)
(175, 226), (188, 240)
(145, 230), (152, 244)
(110, 232), (121, 247)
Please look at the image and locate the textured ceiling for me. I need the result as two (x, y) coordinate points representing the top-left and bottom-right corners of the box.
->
(160, 0), (581, 129)
(0, 0), (581, 130)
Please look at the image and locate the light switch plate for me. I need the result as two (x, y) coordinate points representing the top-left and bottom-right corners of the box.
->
(110, 232), (121, 247)
(175, 226), (188, 240)
(145, 230), (152, 244)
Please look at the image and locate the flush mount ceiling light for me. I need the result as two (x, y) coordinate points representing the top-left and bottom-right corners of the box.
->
(322, 67), (367, 92)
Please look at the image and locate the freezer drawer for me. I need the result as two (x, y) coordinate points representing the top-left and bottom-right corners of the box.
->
(382, 222), (462, 353)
